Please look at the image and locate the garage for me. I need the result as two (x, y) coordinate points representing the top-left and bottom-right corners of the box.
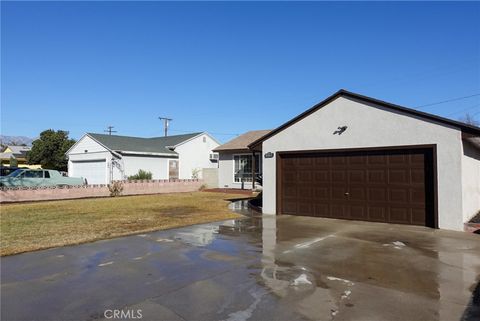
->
(278, 147), (435, 227)
(249, 90), (480, 231)
(70, 160), (106, 185)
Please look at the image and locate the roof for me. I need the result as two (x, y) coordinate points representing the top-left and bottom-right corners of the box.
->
(87, 132), (203, 155)
(3, 145), (30, 157)
(249, 89), (480, 148)
(0, 152), (14, 160)
(213, 130), (271, 152)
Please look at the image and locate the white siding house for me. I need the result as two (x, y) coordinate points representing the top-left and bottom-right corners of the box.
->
(67, 132), (219, 185)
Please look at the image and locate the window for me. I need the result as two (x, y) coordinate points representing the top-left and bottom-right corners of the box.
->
(44, 171), (50, 178)
(234, 154), (260, 183)
(24, 171), (43, 178)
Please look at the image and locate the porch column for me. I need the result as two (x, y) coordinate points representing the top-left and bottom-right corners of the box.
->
(252, 151), (256, 190)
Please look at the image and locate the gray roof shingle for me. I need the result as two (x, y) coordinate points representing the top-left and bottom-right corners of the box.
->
(88, 132), (202, 155)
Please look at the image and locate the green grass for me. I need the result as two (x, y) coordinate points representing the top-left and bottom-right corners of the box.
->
(0, 192), (246, 256)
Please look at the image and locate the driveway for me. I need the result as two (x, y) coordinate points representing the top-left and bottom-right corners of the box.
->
(1, 201), (479, 321)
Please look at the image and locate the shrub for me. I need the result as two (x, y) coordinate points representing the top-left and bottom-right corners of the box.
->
(128, 169), (152, 181)
(191, 168), (201, 179)
(108, 181), (124, 197)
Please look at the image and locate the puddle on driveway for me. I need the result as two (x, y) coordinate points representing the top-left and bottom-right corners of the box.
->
(2, 200), (480, 321)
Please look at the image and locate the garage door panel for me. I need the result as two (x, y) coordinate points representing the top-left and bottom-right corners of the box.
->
(412, 208), (427, 225)
(350, 206), (367, 220)
(332, 187), (347, 200)
(369, 188), (387, 202)
(315, 204), (329, 217)
(389, 189), (409, 203)
(389, 169), (409, 184)
(71, 160), (106, 185)
(279, 148), (434, 227)
(368, 207), (387, 221)
(349, 170), (365, 183)
(315, 187), (329, 199)
(368, 154), (387, 165)
(368, 170), (387, 184)
(298, 171), (313, 182)
(349, 187), (366, 201)
(298, 203), (313, 216)
(389, 154), (408, 164)
(349, 155), (367, 165)
(389, 208), (410, 224)
(282, 201), (297, 215)
(411, 188), (426, 204)
(298, 187), (313, 198)
(411, 169), (425, 184)
(314, 171), (329, 182)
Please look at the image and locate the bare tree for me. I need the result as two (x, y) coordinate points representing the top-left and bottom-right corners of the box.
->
(459, 113), (479, 126)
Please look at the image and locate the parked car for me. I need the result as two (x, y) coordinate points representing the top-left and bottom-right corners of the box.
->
(0, 169), (85, 188)
(0, 166), (23, 177)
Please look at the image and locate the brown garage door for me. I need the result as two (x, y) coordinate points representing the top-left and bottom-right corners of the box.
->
(278, 148), (435, 227)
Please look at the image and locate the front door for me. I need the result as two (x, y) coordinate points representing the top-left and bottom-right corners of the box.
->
(169, 160), (179, 180)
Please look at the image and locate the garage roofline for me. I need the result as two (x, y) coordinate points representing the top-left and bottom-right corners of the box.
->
(248, 89), (480, 149)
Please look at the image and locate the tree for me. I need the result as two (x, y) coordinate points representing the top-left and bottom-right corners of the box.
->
(459, 113), (479, 127)
(27, 130), (76, 171)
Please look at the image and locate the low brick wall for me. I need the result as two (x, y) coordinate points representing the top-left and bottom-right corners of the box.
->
(0, 179), (203, 203)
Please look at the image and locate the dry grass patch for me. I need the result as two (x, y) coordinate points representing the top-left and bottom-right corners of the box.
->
(0, 192), (247, 256)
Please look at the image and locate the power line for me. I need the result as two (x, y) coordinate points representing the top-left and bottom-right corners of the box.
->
(446, 103), (480, 116)
(415, 94), (480, 109)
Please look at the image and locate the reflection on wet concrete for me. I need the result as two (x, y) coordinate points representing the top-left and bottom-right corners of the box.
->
(1, 200), (479, 321)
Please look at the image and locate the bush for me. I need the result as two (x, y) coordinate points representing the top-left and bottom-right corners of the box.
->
(191, 168), (201, 179)
(128, 169), (152, 181)
(108, 181), (124, 197)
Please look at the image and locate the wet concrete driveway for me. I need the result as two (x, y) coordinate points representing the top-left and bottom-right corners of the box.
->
(2, 201), (480, 321)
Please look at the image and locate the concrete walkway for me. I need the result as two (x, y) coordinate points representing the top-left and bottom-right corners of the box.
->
(1, 202), (479, 321)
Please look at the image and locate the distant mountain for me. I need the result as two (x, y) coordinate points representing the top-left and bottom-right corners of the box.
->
(0, 135), (35, 146)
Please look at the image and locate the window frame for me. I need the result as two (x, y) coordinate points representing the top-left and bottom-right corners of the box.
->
(232, 153), (261, 183)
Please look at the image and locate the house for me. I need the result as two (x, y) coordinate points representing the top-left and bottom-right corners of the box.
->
(0, 145), (42, 169)
(249, 90), (480, 231)
(66, 132), (220, 184)
(213, 130), (270, 190)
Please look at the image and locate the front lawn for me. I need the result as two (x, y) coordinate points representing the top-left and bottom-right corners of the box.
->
(0, 192), (246, 256)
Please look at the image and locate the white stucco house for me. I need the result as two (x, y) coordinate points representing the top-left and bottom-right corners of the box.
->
(213, 130), (270, 190)
(249, 90), (480, 231)
(66, 132), (220, 184)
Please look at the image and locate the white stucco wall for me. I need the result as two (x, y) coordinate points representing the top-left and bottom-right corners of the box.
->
(261, 96), (468, 231)
(461, 141), (480, 222)
(122, 155), (172, 180)
(175, 133), (219, 179)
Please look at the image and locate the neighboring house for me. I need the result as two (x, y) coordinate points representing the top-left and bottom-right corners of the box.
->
(66, 132), (220, 184)
(0, 145), (42, 169)
(213, 130), (270, 189)
(249, 89), (480, 231)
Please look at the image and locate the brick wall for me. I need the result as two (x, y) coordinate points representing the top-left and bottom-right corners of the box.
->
(0, 179), (203, 203)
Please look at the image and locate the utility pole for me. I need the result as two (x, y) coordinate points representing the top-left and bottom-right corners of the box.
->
(104, 126), (117, 135)
(158, 117), (173, 137)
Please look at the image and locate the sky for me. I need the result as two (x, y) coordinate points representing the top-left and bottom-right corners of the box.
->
(1, 1), (479, 143)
